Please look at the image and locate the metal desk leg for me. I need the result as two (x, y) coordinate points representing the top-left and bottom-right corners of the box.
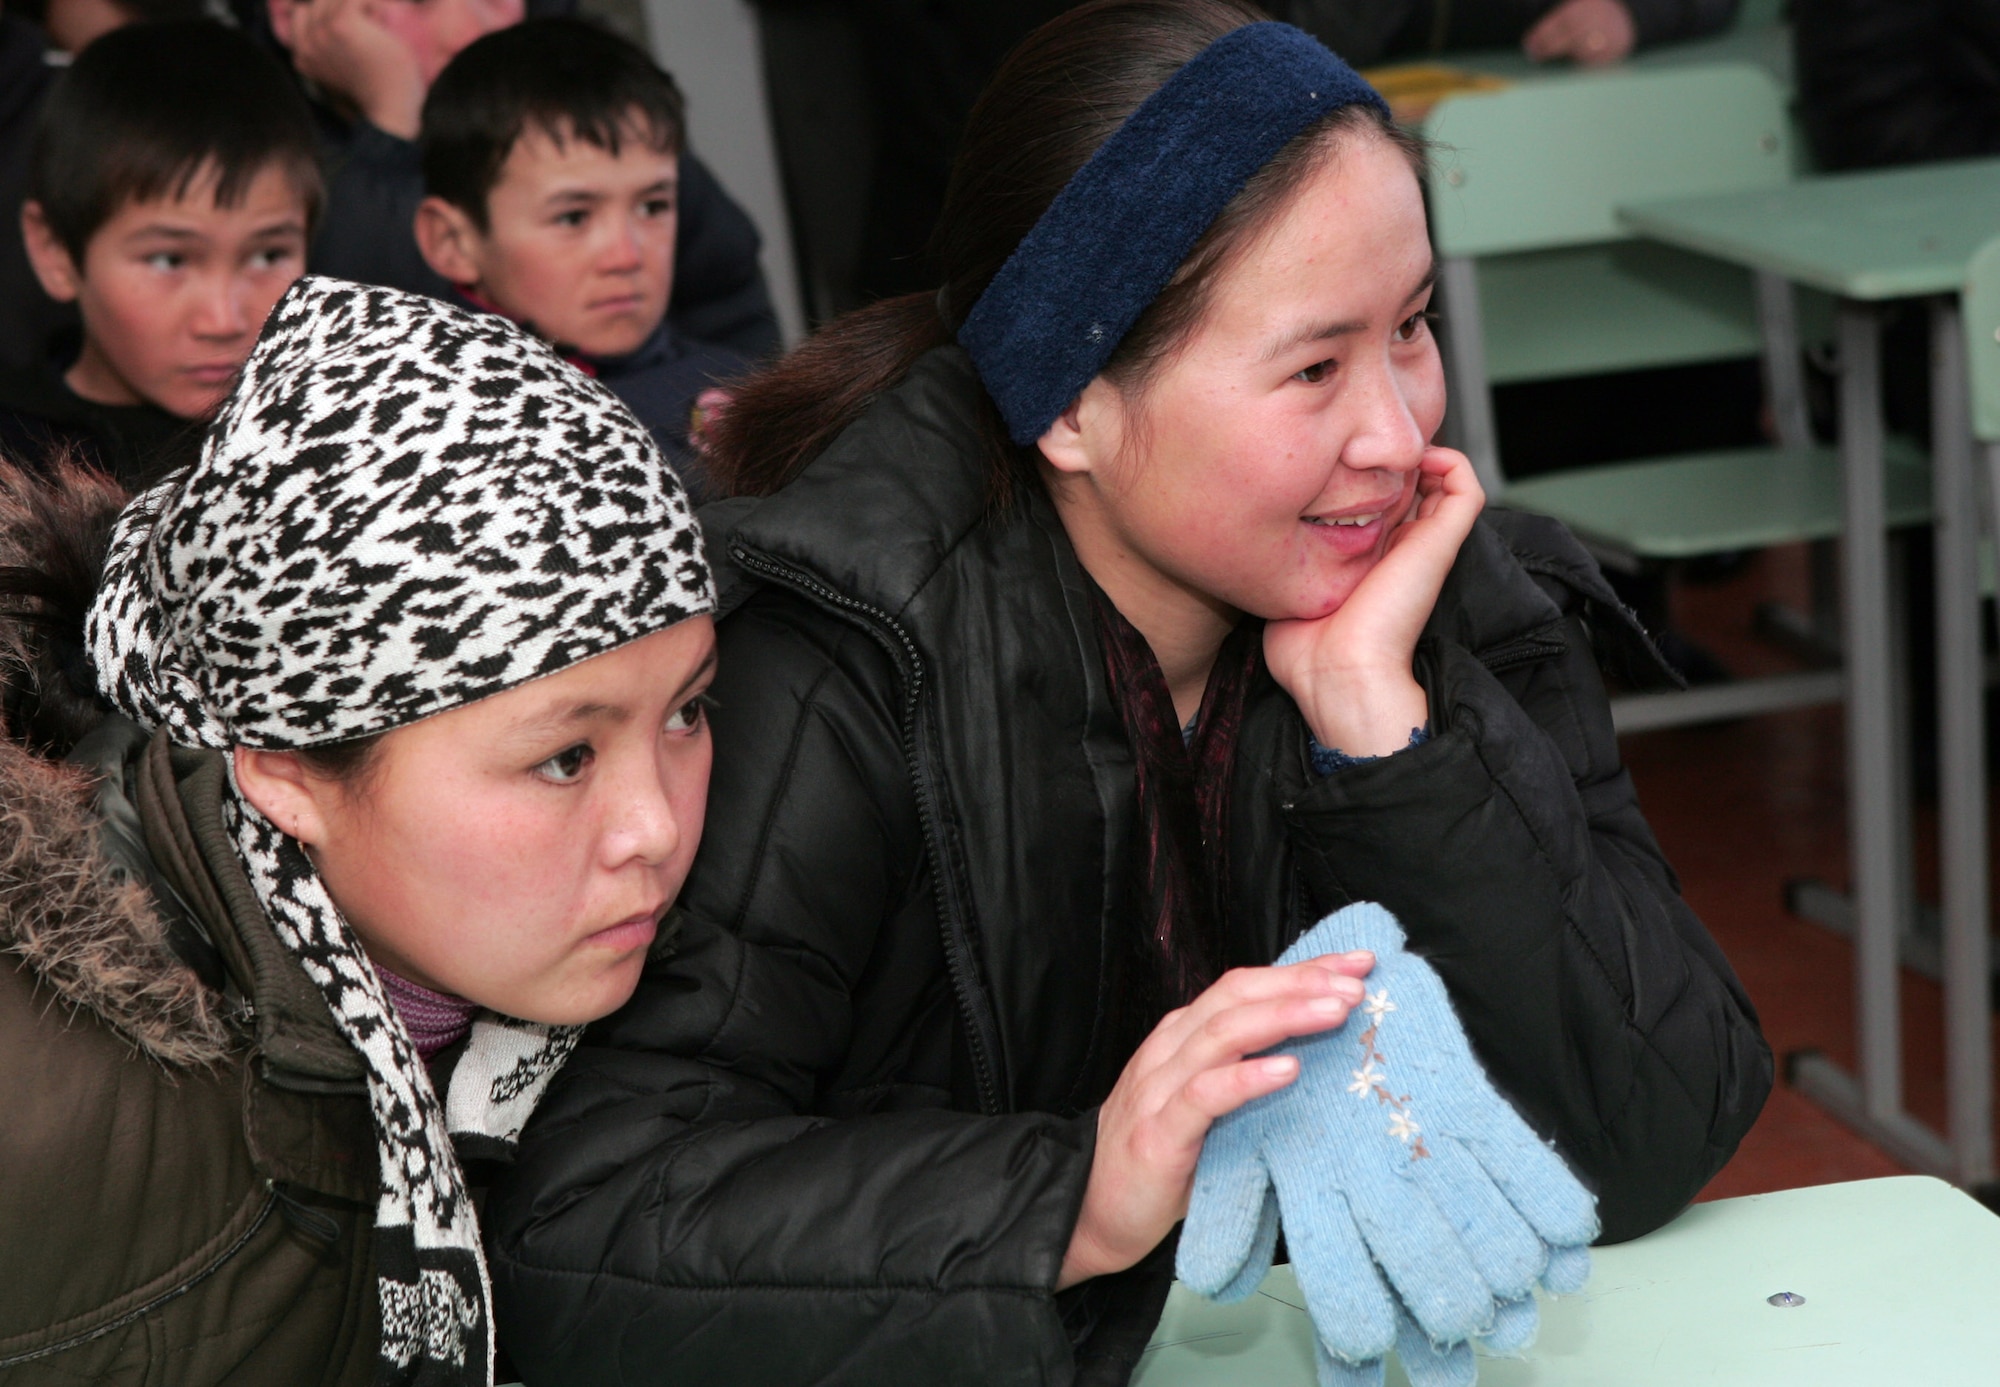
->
(1933, 299), (1996, 1186)
(1436, 256), (1503, 497)
(1841, 303), (1904, 1121)
(1792, 302), (1953, 1173)
(1755, 270), (1812, 451)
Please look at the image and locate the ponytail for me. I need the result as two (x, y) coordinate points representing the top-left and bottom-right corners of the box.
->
(709, 292), (948, 498)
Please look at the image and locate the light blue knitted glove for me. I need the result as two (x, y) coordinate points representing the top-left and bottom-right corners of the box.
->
(1176, 902), (1598, 1385)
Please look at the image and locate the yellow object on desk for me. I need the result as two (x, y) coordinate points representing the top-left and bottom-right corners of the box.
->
(1358, 63), (1510, 124)
(1134, 1177), (2000, 1386)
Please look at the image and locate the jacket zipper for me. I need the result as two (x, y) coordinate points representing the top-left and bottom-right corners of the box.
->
(730, 545), (1005, 1116)
(1476, 626), (1569, 676)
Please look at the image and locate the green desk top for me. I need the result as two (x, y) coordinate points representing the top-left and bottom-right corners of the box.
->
(1133, 1177), (2000, 1386)
(1618, 158), (2000, 300)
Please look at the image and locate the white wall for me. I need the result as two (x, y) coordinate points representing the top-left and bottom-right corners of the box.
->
(642, 0), (805, 345)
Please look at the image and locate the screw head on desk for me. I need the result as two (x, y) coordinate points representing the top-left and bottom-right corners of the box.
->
(1766, 1292), (1806, 1308)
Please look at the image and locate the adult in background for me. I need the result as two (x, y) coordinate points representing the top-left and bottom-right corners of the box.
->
(817, 0), (1742, 303)
(1289, 0), (1742, 70)
(487, 4), (1771, 1383)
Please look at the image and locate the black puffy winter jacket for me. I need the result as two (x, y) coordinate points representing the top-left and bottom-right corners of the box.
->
(484, 347), (1771, 1386)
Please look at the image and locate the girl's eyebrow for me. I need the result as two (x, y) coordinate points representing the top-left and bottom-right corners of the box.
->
(1257, 258), (1439, 362)
(511, 700), (632, 740)
(670, 650), (720, 703)
(507, 650), (718, 738)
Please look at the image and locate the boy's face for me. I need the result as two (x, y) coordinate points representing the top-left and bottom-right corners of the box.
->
(22, 162), (310, 419)
(416, 121), (678, 360)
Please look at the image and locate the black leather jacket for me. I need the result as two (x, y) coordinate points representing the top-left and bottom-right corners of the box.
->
(486, 348), (1771, 1386)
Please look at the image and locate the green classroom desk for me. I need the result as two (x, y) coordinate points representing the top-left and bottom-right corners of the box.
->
(1615, 161), (2000, 1191)
(1132, 1177), (2000, 1386)
(1620, 157), (2000, 302)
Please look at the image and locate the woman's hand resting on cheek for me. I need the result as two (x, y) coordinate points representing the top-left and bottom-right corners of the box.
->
(1058, 954), (1375, 1289)
(1263, 447), (1485, 758)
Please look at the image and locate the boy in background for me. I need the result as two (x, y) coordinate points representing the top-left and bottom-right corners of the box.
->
(254, 0), (780, 361)
(6, 21), (320, 487)
(414, 18), (745, 501)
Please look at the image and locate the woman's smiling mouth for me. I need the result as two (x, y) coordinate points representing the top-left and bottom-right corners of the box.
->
(1304, 511), (1384, 528)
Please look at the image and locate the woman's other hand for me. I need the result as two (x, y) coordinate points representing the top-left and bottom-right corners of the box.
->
(1058, 953), (1376, 1289)
(1263, 446), (1483, 757)
(1523, 0), (1639, 66)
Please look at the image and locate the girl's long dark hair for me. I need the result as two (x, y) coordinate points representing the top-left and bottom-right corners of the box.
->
(709, 0), (1420, 503)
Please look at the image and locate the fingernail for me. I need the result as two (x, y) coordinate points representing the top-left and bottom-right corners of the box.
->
(1261, 1057), (1296, 1078)
(1342, 950), (1374, 963)
(1309, 993), (1350, 1016)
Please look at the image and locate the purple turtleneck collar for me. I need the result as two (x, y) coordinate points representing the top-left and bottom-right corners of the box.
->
(374, 963), (478, 1061)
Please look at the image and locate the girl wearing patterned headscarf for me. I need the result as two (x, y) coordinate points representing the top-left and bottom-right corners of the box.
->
(0, 275), (716, 1387)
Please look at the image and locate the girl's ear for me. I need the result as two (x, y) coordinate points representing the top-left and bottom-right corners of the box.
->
(232, 746), (336, 846)
(1036, 375), (1124, 478)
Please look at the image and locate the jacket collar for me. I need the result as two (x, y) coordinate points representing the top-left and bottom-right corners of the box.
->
(131, 725), (367, 1085)
(0, 726), (234, 1068)
(723, 347), (999, 619)
(0, 716), (363, 1082)
(1434, 507), (1680, 690)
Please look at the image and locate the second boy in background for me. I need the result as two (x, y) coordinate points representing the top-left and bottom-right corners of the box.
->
(415, 18), (745, 502)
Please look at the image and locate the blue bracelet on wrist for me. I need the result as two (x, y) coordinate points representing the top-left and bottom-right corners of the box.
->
(1309, 723), (1431, 778)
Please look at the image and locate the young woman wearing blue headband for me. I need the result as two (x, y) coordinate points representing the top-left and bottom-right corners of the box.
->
(488, 3), (1772, 1382)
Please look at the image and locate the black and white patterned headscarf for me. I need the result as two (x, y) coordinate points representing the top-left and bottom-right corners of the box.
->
(84, 277), (716, 1386)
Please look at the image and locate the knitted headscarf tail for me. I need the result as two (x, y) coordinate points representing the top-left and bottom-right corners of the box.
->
(87, 277), (716, 1387)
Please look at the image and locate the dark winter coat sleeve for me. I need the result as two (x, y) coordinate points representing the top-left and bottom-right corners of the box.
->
(1795, 0), (2000, 171)
(1619, 0), (1740, 48)
(1277, 521), (1771, 1245)
(668, 152), (783, 359)
(484, 592), (1095, 1385)
(1278, 0), (1738, 65)
(307, 118), (450, 299)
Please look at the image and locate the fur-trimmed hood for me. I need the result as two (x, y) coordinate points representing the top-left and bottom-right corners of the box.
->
(0, 733), (231, 1068)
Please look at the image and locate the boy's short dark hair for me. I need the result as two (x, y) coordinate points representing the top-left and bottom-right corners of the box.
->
(28, 21), (324, 263)
(421, 18), (686, 230)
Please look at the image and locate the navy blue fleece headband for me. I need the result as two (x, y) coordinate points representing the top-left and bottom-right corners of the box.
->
(957, 22), (1388, 445)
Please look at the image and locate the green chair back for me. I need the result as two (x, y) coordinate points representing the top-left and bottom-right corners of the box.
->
(1425, 63), (1798, 449)
(1962, 234), (2000, 444)
(1424, 63), (1792, 259)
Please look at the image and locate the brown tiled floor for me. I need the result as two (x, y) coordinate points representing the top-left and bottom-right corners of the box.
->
(1615, 541), (2000, 1200)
